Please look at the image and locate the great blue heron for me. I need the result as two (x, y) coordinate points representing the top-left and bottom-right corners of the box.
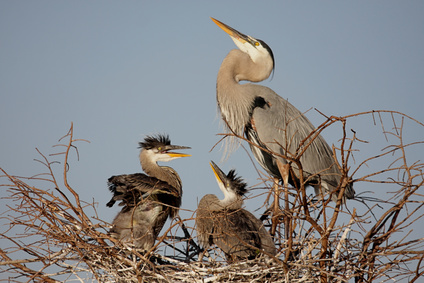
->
(106, 134), (190, 250)
(211, 18), (355, 202)
(196, 161), (277, 262)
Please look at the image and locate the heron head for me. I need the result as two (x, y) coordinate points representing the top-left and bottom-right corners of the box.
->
(211, 17), (274, 74)
(139, 134), (191, 163)
(209, 160), (247, 202)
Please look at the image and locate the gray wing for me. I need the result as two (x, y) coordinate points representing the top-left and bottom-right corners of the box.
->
(195, 196), (216, 250)
(196, 195), (276, 260)
(211, 209), (266, 260)
(242, 209), (276, 256)
(247, 84), (346, 194)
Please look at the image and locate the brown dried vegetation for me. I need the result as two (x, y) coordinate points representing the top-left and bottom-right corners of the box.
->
(1, 111), (423, 282)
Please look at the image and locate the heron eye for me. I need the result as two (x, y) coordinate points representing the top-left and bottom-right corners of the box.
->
(255, 42), (260, 46)
(158, 147), (162, 151)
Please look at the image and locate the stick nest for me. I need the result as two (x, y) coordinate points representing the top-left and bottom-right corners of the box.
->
(1, 112), (424, 282)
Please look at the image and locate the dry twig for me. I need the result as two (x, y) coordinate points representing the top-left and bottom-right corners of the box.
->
(1, 111), (423, 282)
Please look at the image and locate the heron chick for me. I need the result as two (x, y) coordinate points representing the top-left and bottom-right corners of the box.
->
(211, 17), (355, 202)
(107, 134), (190, 250)
(196, 161), (276, 262)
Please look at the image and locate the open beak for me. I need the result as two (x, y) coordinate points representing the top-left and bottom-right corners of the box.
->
(164, 145), (191, 158)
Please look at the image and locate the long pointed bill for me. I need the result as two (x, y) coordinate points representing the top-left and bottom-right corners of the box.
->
(209, 161), (227, 187)
(165, 145), (191, 158)
(211, 17), (249, 44)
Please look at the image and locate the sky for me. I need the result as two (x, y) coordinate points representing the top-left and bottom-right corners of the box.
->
(1, 1), (424, 279)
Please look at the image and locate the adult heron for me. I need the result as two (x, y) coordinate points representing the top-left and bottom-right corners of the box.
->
(211, 18), (355, 202)
(106, 134), (190, 250)
(196, 161), (276, 262)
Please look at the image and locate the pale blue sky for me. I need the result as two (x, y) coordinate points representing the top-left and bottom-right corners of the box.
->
(1, 1), (423, 277)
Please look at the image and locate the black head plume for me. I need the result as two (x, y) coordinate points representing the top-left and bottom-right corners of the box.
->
(138, 134), (171, 150)
(226, 169), (248, 197)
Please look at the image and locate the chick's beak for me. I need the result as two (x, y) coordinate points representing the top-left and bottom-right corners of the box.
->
(209, 160), (227, 187)
(165, 145), (191, 158)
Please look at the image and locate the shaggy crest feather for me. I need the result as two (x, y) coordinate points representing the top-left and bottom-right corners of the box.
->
(139, 134), (171, 150)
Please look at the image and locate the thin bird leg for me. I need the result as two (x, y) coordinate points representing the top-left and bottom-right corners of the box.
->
(276, 161), (290, 241)
(270, 177), (280, 237)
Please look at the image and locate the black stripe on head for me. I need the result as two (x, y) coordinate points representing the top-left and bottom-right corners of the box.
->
(138, 134), (171, 150)
(257, 39), (275, 71)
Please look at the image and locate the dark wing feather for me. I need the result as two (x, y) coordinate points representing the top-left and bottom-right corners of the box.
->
(106, 173), (181, 215)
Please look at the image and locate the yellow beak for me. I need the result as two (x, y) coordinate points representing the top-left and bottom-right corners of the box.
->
(211, 17), (248, 44)
(167, 153), (191, 158)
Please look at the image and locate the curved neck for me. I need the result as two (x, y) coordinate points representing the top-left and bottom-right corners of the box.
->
(200, 194), (244, 212)
(140, 152), (182, 192)
(216, 50), (255, 136)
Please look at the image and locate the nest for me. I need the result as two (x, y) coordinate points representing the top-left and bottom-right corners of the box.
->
(1, 112), (424, 282)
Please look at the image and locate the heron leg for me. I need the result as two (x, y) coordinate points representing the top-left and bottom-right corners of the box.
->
(276, 161), (290, 240)
(270, 177), (280, 237)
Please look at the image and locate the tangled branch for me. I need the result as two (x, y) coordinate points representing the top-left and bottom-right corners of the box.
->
(1, 111), (423, 282)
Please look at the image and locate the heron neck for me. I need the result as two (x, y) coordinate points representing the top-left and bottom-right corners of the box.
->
(140, 154), (182, 192)
(200, 194), (244, 211)
(217, 49), (258, 137)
